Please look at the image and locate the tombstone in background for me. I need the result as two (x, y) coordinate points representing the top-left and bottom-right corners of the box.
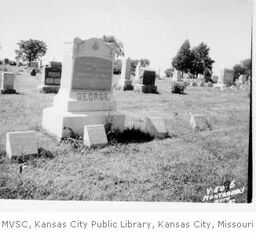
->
(190, 114), (211, 131)
(218, 69), (234, 86)
(238, 74), (247, 84)
(0, 72), (16, 94)
(83, 124), (108, 147)
(50, 61), (62, 70)
(117, 57), (133, 90)
(30, 68), (36, 76)
(42, 37), (125, 139)
(172, 69), (182, 81)
(6, 131), (38, 159)
(134, 67), (157, 93)
(145, 117), (168, 138)
(29, 61), (39, 69)
(212, 75), (218, 83)
(38, 64), (62, 93)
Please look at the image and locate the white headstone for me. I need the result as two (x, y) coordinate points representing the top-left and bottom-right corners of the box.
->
(173, 70), (182, 81)
(118, 57), (133, 90)
(190, 114), (211, 131)
(6, 131), (38, 159)
(145, 117), (168, 138)
(0, 72), (15, 91)
(42, 37), (125, 138)
(84, 124), (108, 147)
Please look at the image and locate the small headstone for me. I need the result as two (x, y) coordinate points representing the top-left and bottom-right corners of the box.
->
(0, 72), (16, 94)
(145, 117), (168, 138)
(134, 68), (157, 93)
(173, 70), (182, 81)
(30, 69), (36, 76)
(38, 65), (62, 93)
(219, 69), (234, 86)
(83, 124), (108, 147)
(190, 114), (211, 131)
(6, 131), (38, 159)
(207, 82), (213, 87)
(212, 75), (218, 83)
(142, 70), (156, 85)
(29, 61), (39, 69)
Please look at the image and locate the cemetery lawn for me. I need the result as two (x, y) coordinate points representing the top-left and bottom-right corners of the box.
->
(0, 66), (250, 202)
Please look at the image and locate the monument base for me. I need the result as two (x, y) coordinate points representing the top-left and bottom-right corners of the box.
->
(134, 84), (157, 93)
(0, 89), (16, 94)
(116, 80), (134, 91)
(38, 85), (60, 93)
(42, 106), (125, 139)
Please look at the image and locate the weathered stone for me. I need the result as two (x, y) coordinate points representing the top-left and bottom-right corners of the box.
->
(83, 124), (108, 147)
(6, 131), (38, 159)
(145, 117), (168, 138)
(190, 114), (211, 131)
(0, 72), (16, 94)
(42, 37), (125, 139)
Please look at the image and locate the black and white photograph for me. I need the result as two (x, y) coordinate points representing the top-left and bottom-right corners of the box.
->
(0, 0), (252, 204)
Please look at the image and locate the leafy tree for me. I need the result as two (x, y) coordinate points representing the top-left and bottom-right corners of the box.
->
(233, 64), (246, 81)
(139, 58), (150, 67)
(102, 35), (124, 58)
(232, 58), (251, 81)
(164, 68), (174, 77)
(190, 42), (214, 77)
(15, 39), (47, 64)
(172, 40), (191, 76)
(241, 58), (252, 77)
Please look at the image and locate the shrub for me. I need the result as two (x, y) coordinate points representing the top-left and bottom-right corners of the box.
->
(171, 81), (186, 94)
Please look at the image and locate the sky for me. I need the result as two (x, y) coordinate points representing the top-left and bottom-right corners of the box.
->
(0, 0), (252, 75)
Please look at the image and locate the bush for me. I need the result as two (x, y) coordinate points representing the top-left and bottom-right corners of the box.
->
(171, 81), (186, 94)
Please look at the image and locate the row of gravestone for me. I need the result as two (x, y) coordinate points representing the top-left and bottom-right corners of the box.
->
(6, 112), (211, 159)
(6, 116), (169, 159)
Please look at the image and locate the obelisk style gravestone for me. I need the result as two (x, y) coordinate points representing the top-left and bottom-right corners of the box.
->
(117, 57), (133, 90)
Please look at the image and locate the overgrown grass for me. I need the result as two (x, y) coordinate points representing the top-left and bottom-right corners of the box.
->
(0, 65), (250, 202)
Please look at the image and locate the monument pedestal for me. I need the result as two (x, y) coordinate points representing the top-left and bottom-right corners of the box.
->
(38, 85), (60, 93)
(134, 84), (157, 93)
(0, 89), (16, 94)
(42, 37), (126, 139)
(42, 107), (125, 139)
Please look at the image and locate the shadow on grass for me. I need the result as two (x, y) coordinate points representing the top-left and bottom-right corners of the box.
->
(61, 127), (155, 152)
(11, 148), (55, 165)
(107, 127), (154, 144)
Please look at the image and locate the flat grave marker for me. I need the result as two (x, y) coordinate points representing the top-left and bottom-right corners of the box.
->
(6, 131), (38, 159)
(145, 117), (168, 138)
(84, 124), (108, 147)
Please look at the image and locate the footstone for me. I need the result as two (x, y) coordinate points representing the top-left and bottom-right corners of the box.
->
(0, 72), (16, 94)
(134, 84), (157, 93)
(6, 131), (38, 159)
(145, 117), (168, 138)
(83, 124), (108, 147)
(190, 114), (211, 131)
(42, 37), (125, 139)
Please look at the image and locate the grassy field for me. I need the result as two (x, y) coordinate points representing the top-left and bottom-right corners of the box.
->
(0, 65), (250, 202)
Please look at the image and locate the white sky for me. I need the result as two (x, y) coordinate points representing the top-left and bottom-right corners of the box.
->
(0, 0), (252, 75)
